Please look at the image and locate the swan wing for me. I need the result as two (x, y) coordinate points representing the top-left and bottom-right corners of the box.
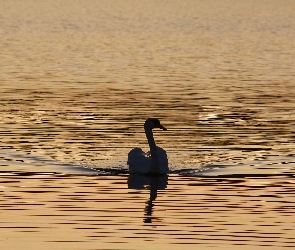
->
(128, 148), (151, 174)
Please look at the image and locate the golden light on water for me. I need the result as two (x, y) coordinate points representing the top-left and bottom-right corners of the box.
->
(0, 0), (295, 249)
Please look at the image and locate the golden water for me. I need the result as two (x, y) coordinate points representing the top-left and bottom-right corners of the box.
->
(1, 0), (295, 249)
(1, 174), (295, 250)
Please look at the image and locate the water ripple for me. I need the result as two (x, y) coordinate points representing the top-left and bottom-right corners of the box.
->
(1, 1), (295, 249)
(1, 174), (295, 249)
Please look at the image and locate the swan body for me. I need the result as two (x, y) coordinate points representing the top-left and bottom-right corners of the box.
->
(128, 118), (169, 174)
(128, 147), (168, 174)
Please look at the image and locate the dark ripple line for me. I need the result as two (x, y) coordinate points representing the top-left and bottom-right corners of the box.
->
(1, 168), (295, 178)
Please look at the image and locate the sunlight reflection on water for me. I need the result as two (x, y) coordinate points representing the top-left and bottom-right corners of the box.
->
(1, 174), (295, 249)
(1, 0), (295, 249)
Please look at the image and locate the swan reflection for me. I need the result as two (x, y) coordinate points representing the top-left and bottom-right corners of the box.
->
(128, 174), (168, 223)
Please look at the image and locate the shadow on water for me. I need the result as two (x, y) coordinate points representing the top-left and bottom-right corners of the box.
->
(128, 174), (168, 223)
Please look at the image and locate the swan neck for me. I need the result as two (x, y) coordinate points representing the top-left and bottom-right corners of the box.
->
(145, 127), (157, 154)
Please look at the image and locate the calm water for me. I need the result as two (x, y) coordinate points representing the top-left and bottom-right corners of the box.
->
(1, 0), (295, 249)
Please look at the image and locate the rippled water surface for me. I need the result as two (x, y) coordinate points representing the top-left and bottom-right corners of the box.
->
(2, 174), (295, 250)
(1, 0), (295, 249)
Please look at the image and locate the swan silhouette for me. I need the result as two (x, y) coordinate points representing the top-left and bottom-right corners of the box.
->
(127, 118), (168, 174)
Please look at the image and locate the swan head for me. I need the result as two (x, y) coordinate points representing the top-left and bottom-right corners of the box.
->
(144, 118), (167, 131)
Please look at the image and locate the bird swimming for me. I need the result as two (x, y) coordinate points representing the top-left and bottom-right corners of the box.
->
(127, 118), (168, 174)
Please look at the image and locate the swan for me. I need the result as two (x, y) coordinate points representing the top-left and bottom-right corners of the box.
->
(127, 118), (169, 174)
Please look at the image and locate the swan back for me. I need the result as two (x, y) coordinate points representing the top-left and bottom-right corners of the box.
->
(128, 147), (168, 174)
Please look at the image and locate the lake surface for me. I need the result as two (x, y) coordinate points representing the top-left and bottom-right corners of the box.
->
(0, 0), (295, 249)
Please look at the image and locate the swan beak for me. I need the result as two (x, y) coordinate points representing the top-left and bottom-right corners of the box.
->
(159, 124), (167, 131)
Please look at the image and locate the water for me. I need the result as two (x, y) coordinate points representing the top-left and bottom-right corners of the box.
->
(2, 174), (295, 250)
(1, 0), (295, 249)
